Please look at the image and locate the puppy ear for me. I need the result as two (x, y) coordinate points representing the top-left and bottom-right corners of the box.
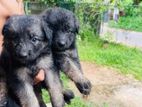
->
(41, 20), (53, 45)
(2, 22), (14, 39)
(75, 18), (80, 34)
(2, 24), (9, 37)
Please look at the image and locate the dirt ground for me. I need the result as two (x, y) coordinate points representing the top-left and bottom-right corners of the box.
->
(69, 62), (142, 107)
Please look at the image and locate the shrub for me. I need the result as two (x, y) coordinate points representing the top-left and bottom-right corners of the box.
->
(109, 16), (142, 32)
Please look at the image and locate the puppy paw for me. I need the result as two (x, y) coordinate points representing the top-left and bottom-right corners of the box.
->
(0, 93), (7, 107)
(0, 82), (7, 106)
(63, 89), (75, 104)
(75, 78), (92, 95)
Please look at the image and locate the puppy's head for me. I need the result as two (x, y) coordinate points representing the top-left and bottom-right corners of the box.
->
(2, 15), (52, 63)
(42, 8), (79, 51)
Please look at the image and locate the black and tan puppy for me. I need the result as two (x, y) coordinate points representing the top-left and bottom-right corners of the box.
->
(1, 15), (65, 107)
(41, 7), (92, 95)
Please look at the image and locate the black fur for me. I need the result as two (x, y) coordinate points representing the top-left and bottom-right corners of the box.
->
(1, 15), (64, 107)
(41, 7), (92, 95)
(0, 67), (7, 107)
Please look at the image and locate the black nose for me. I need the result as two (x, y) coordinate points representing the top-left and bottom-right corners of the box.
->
(57, 41), (65, 47)
(19, 52), (28, 58)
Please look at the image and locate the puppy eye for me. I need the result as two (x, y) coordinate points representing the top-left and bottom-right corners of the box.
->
(31, 37), (38, 43)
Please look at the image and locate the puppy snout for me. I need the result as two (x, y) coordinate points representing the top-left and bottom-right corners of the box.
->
(17, 43), (29, 58)
(57, 41), (65, 47)
(19, 51), (28, 58)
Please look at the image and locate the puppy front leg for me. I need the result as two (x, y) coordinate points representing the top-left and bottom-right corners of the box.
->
(44, 68), (65, 107)
(60, 49), (92, 95)
(34, 84), (47, 107)
(10, 80), (39, 107)
(9, 68), (40, 107)
(38, 56), (64, 107)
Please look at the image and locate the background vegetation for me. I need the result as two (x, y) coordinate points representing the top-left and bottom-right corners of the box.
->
(109, 16), (142, 32)
(108, 0), (142, 32)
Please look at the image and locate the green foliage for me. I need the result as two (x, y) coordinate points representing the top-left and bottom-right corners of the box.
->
(78, 37), (142, 80)
(108, 1), (142, 32)
(124, 5), (142, 16)
(34, 0), (76, 5)
(117, 0), (133, 8)
(109, 16), (142, 32)
(60, 73), (70, 88)
(65, 97), (94, 107)
(75, 2), (106, 35)
(24, 1), (109, 34)
(42, 89), (50, 103)
(109, 0), (142, 16)
(116, 0), (142, 17)
(78, 23), (95, 41)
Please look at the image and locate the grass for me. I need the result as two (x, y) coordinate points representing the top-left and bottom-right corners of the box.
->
(42, 93), (94, 107)
(78, 37), (142, 80)
(65, 97), (94, 107)
(109, 16), (142, 32)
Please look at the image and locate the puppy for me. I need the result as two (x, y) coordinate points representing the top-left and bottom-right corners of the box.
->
(41, 7), (92, 95)
(1, 15), (64, 107)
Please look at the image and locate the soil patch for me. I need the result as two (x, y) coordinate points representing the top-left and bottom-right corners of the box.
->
(69, 62), (142, 107)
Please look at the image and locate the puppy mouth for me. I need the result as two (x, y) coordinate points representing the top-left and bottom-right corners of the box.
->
(15, 55), (35, 64)
(57, 46), (66, 50)
(53, 45), (67, 51)
(15, 57), (29, 64)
